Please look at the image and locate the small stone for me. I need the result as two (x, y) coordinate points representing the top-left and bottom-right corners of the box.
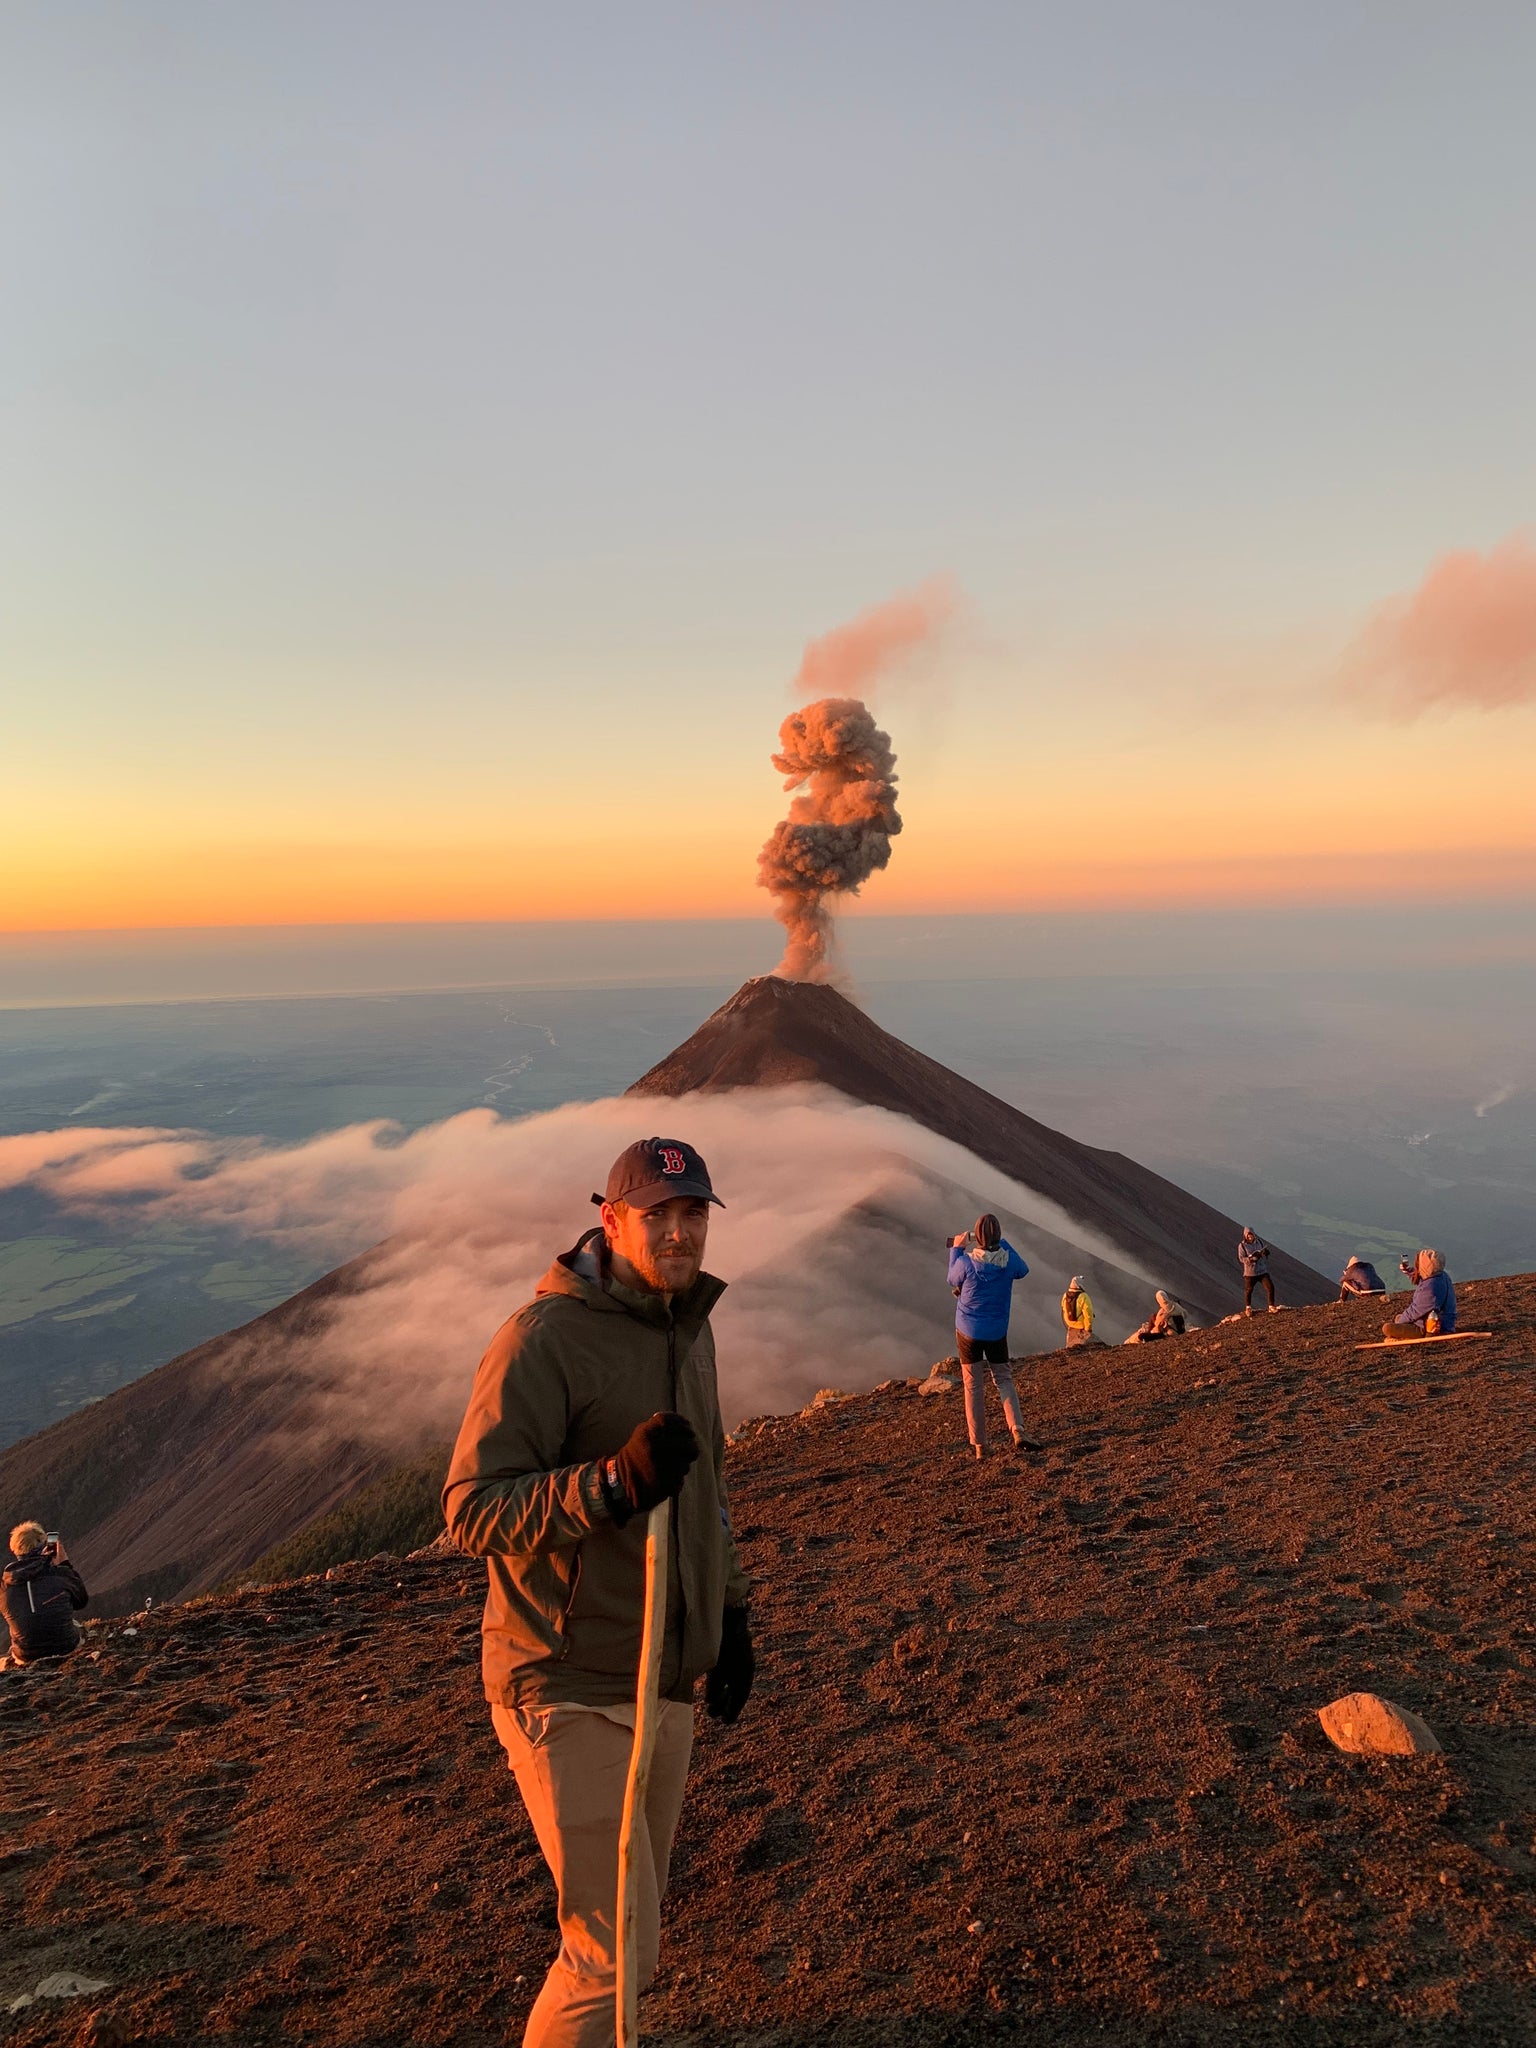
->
(36, 1973), (111, 2000)
(1318, 1692), (1442, 1757)
(810, 1388), (853, 1408)
(967, 1919), (985, 1935)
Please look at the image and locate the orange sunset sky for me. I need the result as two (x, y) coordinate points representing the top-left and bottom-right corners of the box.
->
(5, 10), (1535, 936)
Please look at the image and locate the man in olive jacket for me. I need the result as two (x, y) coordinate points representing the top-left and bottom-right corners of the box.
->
(444, 1136), (753, 2048)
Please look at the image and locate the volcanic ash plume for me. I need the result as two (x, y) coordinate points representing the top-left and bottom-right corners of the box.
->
(757, 697), (901, 981)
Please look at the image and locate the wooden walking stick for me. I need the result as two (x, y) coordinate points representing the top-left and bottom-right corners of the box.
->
(616, 1499), (669, 2048)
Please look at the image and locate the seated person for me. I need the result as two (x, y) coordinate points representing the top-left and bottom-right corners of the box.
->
(3, 1523), (89, 1667)
(1339, 1254), (1387, 1299)
(1382, 1249), (1456, 1342)
(1126, 1290), (1187, 1342)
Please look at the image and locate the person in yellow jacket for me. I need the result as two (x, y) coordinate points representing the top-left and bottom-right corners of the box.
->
(1061, 1275), (1094, 1347)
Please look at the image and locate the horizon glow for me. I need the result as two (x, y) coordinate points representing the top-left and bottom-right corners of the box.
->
(4, 6), (1535, 932)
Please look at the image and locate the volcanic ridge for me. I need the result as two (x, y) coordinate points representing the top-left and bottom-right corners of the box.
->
(3, 1278), (1534, 2046)
(3, 977), (1325, 1613)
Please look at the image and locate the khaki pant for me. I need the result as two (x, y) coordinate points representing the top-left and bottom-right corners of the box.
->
(491, 1699), (694, 2048)
(956, 1358), (1026, 1448)
(1065, 1326), (1094, 1348)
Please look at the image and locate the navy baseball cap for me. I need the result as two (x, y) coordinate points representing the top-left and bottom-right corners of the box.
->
(593, 1137), (724, 1212)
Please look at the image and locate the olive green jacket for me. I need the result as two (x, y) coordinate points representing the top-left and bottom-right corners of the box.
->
(442, 1231), (749, 1709)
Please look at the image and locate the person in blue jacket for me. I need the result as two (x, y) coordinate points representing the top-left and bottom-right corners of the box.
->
(1383, 1249), (1456, 1341)
(946, 1213), (1042, 1459)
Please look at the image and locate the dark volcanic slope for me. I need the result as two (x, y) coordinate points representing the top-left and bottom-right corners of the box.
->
(0, 1256), (399, 1616)
(630, 975), (1331, 1320)
(4, 1278), (1533, 2048)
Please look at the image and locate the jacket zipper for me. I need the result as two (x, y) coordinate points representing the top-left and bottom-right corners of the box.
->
(555, 1552), (583, 1659)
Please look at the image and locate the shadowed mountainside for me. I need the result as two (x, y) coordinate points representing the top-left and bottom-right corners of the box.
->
(631, 976), (1331, 1319)
(0, 1255), (411, 1615)
(2, 1278), (1532, 2046)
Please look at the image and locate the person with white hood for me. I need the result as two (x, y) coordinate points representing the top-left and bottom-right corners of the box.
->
(946, 1213), (1042, 1459)
(1060, 1276), (1095, 1347)
(1237, 1227), (1278, 1314)
(1126, 1290), (1188, 1343)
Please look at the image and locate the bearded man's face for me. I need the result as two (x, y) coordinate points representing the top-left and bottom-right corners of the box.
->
(602, 1195), (710, 1297)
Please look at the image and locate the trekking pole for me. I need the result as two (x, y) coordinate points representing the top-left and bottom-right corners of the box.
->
(616, 1499), (669, 2048)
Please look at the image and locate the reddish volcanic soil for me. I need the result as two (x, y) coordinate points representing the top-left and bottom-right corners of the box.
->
(3, 1278), (1535, 2047)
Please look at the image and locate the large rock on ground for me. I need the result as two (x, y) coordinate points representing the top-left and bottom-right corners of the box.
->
(1318, 1692), (1442, 1757)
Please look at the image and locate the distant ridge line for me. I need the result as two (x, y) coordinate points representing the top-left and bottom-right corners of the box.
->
(628, 974), (1332, 1321)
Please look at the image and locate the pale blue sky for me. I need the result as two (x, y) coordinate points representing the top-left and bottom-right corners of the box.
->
(4, 3), (1535, 925)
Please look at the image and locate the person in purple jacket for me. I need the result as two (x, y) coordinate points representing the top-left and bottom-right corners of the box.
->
(947, 1214), (1042, 1460)
(1382, 1249), (1457, 1341)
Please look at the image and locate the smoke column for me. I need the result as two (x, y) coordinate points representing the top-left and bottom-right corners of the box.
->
(791, 577), (956, 701)
(755, 582), (953, 980)
(757, 698), (902, 980)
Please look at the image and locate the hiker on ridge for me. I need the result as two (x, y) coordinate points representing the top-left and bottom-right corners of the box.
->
(1382, 1248), (1457, 1342)
(947, 1214), (1042, 1459)
(1060, 1275), (1095, 1347)
(1237, 1227), (1279, 1314)
(3, 1524), (88, 1668)
(443, 1137), (753, 2048)
(1338, 1255), (1387, 1300)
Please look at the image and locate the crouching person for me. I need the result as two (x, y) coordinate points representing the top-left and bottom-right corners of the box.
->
(444, 1138), (753, 2048)
(3, 1524), (88, 1668)
(1384, 1249), (1456, 1342)
(1125, 1290), (1187, 1343)
(1339, 1255), (1387, 1300)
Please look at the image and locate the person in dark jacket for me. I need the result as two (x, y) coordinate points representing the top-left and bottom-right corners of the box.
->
(946, 1213), (1041, 1459)
(443, 1136), (752, 2048)
(1339, 1255), (1387, 1299)
(3, 1523), (88, 1666)
(1238, 1228), (1278, 1313)
(1383, 1249), (1457, 1341)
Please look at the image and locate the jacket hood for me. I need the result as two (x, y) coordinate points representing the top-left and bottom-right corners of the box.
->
(537, 1226), (726, 1328)
(3, 1551), (53, 1585)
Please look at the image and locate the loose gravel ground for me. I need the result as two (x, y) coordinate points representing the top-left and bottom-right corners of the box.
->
(3, 1279), (1533, 2046)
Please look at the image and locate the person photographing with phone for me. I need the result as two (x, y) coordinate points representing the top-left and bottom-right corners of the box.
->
(946, 1213), (1042, 1460)
(3, 1522), (89, 1668)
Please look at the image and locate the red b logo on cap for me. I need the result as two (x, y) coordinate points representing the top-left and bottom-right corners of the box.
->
(658, 1146), (687, 1176)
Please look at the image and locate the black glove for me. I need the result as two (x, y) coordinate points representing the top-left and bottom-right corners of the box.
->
(705, 1604), (754, 1724)
(600, 1411), (699, 1528)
